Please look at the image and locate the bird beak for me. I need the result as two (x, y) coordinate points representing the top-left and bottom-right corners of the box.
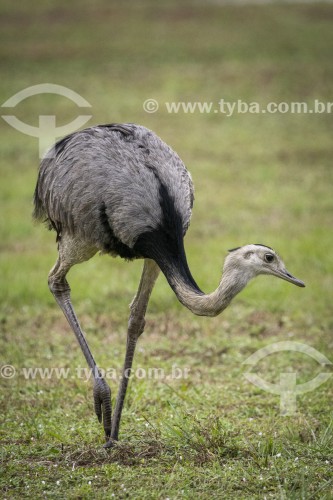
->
(275, 268), (306, 288)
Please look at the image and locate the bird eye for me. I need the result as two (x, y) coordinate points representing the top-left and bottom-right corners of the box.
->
(264, 253), (275, 263)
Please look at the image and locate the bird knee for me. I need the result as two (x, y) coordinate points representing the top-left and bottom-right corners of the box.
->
(48, 273), (70, 297)
(128, 315), (146, 338)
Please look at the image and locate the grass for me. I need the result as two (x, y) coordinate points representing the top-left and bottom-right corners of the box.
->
(1, 0), (333, 498)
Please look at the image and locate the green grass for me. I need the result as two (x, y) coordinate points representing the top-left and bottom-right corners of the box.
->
(1, 1), (333, 498)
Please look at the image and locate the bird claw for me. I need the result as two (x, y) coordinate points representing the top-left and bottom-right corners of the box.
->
(103, 438), (117, 449)
(93, 376), (112, 438)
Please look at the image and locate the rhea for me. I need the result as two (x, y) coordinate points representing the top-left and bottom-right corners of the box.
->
(33, 123), (305, 447)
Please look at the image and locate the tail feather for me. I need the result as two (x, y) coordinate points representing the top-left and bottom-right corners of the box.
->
(32, 155), (58, 235)
(32, 181), (46, 222)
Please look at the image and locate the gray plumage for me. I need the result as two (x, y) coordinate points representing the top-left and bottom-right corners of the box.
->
(34, 124), (193, 251)
(33, 123), (305, 447)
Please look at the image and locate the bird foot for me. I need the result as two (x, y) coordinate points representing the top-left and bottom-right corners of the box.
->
(93, 376), (112, 438)
(103, 438), (118, 449)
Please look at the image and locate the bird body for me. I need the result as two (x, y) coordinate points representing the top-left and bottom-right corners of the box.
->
(34, 123), (193, 257)
(33, 123), (305, 446)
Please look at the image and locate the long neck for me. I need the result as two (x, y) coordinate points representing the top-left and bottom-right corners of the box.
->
(159, 256), (251, 317)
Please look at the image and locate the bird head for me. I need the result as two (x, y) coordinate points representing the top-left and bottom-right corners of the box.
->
(226, 244), (305, 288)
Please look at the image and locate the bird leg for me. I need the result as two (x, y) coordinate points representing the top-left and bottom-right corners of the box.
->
(105, 259), (160, 447)
(48, 251), (112, 439)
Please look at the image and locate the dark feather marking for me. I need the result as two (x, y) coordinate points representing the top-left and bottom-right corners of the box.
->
(99, 202), (137, 260)
(229, 244), (274, 252)
(48, 213), (62, 242)
(134, 172), (201, 294)
(54, 133), (76, 156)
(97, 123), (135, 138)
(228, 247), (241, 253)
(138, 144), (150, 154)
(254, 244), (274, 251)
